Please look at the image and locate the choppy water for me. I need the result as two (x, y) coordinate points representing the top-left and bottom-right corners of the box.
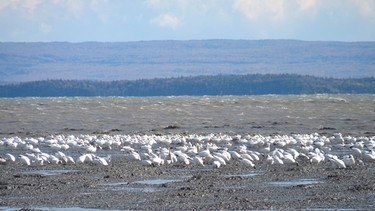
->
(1, 94), (374, 137)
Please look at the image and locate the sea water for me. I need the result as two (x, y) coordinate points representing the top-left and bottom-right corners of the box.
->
(1, 94), (374, 137)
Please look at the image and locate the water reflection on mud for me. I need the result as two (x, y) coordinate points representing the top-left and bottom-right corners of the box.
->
(268, 178), (323, 187)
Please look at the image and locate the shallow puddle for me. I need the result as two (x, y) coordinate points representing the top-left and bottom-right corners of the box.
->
(268, 178), (323, 187)
(109, 186), (164, 193)
(101, 182), (129, 186)
(214, 185), (247, 190)
(0, 207), (124, 211)
(303, 208), (358, 211)
(97, 176), (190, 193)
(224, 172), (262, 178)
(21, 169), (80, 176)
(132, 177), (188, 185)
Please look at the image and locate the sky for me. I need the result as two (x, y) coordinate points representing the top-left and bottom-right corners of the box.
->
(1, 0), (375, 42)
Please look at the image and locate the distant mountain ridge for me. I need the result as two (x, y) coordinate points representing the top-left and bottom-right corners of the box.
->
(1, 40), (375, 84)
(1, 74), (374, 97)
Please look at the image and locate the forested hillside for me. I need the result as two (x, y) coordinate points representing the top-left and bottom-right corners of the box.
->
(1, 40), (375, 84)
(1, 74), (374, 97)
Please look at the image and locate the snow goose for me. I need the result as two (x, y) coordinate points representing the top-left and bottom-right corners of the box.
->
(0, 156), (6, 164)
(125, 151), (141, 161)
(192, 156), (205, 167)
(265, 155), (274, 165)
(18, 155), (31, 166)
(239, 157), (255, 168)
(212, 160), (221, 168)
(5, 153), (16, 162)
(343, 155), (355, 167)
(228, 150), (242, 160)
(282, 152), (298, 166)
(327, 155), (346, 169)
(213, 155), (226, 166)
(93, 156), (109, 166)
(362, 151), (375, 162)
(273, 156), (284, 165)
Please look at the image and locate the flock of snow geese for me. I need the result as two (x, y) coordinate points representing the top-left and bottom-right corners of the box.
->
(1, 133), (375, 169)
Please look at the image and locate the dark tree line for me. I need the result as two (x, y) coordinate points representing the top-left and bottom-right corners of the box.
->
(1, 74), (374, 97)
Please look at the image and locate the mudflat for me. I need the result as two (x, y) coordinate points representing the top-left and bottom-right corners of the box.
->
(1, 94), (375, 210)
(1, 147), (374, 210)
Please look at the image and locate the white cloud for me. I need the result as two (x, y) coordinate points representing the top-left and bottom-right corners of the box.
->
(351, 0), (375, 17)
(297, 0), (317, 11)
(0, 1), (11, 10)
(232, 0), (375, 23)
(26, 0), (43, 10)
(145, 0), (215, 16)
(52, 0), (85, 18)
(0, 0), (43, 12)
(151, 14), (181, 29)
(90, 0), (110, 23)
(145, 0), (162, 7)
(233, 0), (286, 21)
(145, 0), (188, 10)
(232, 0), (366, 23)
(40, 22), (52, 33)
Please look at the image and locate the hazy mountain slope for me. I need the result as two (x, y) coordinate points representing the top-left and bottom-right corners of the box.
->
(1, 40), (374, 84)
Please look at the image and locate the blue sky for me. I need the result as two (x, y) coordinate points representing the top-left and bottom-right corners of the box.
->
(1, 0), (375, 42)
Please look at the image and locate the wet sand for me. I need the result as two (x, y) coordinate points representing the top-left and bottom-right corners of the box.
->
(1, 141), (374, 210)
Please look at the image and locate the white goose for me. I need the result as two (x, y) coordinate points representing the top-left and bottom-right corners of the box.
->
(5, 153), (16, 162)
(18, 155), (31, 166)
(327, 155), (346, 169)
(343, 155), (355, 167)
(228, 150), (242, 160)
(212, 160), (221, 168)
(93, 156), (109, 166)
(212, 155), (226, 166)
(192, 156), (205, 167)
(239, 157), (255, 168)
(0, 156), (6, 164)
(125, 151), (141, 161)
(282, 152), (298, 165)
